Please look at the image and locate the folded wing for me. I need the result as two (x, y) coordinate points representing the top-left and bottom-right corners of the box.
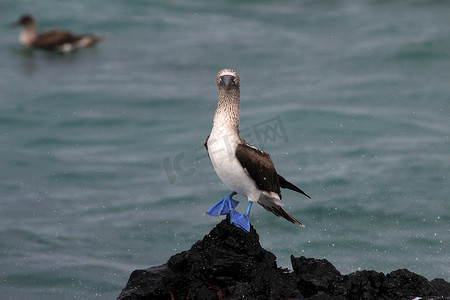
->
(235, 141), (307, 226)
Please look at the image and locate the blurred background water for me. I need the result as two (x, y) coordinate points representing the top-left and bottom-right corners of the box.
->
(0, 0), (449, 299)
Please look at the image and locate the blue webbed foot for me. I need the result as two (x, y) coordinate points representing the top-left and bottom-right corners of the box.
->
(207, 191), (239, 216)
(230, 202), (253, 232)
(230, 210), (250, 232)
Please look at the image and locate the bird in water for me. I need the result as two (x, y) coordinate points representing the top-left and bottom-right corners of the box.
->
(205, 69), (311, 232)
(14, 14), (105, 52)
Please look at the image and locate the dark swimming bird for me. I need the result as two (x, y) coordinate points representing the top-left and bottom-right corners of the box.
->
(14, 14), (104, 52)
(205, 69), (311, 232)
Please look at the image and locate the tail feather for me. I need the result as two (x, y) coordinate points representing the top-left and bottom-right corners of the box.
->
(258, 192), (305, 227)
(75, 34), (106, 48)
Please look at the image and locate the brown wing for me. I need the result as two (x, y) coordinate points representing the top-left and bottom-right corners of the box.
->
(235, 141), (309, 227)
(204, 135), (209, 150)
(235, 142), (281, 197)
(279, 174), (311, 199)
(32, 30), (81, 49)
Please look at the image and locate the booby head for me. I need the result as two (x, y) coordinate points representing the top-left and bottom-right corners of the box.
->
(216, 69), (240, 91)
(16, 14), (35, 27)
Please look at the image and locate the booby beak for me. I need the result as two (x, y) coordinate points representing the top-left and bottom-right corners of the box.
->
(10, 20), (20, 28)
(220, 75), (236, 90)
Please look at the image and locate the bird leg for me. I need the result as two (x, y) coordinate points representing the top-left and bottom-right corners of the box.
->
(230, 202), (253, 232)
(207, 191), (239, 216)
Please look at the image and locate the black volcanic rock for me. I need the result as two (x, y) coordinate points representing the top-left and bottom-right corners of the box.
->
(117, 216), (450, 300)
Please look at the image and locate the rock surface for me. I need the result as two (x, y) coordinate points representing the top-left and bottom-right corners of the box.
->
(117, 216), (449, 299)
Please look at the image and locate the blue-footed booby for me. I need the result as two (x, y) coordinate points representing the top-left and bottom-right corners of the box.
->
(14, 14), (104, 52)
(205, 69), (311, 232)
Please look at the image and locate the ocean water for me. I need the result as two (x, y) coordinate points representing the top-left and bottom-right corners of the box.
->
(0, 0), (449, 299)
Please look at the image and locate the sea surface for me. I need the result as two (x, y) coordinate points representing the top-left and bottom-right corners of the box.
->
(0, 0), (449, 299)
